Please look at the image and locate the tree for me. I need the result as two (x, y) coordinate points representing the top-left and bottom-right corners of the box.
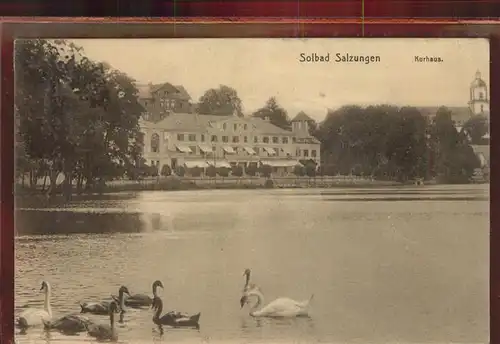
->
(196, 85), (243, 116)
(293, 165), (305, 177)
(252, 97), (290, 130)
(462, 114), (489, 144)
(430, 107), (480, 183)
(15, 39), (144, 199)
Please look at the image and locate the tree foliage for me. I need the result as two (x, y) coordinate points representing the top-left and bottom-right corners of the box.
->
(317, 105), (481, 182)
(252, 97), (291, 130)
(462, 114), (489, 145)
(196, 85), (243, 116)
(15, 39), (144, 198)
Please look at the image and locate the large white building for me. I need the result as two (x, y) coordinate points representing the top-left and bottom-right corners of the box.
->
(137, 83), (321, 175)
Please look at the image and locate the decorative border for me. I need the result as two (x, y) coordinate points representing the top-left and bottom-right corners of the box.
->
(1, 18), (497, 344)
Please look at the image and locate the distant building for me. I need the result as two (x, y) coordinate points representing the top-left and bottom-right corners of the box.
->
(417, 70), (490, 131)
(138, 83), (321, 175)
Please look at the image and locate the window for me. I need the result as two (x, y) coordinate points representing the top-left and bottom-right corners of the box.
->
(188, 134), (196, 141)
(244, 136), (248, 143)
(481, 104), (484, 112)
(211, 135), (218, 142)
(254, 136), (258, 143)
(254, 147), (260, 154)
(177, 134), (184, 141)
(201, 134), (205, 142)
(233, 147), (238, 153)
(272, 137), (279, 144)
(190, 146), (197, 155)
(223, 123), (227, 130)
(296, 148), (301, 156)
(151, 133), (160, 153)
(282, 137), (289, 144)
(304, 149), (309, 157)
(479, 92), (484, 100)
(222, 136), (229, 143)
(145, 101), (148, 107)
(263, 137), (270, 143)
(311, 150), (317, 157)
(232, 136), (239, 143)
(244, 124), (248, 130)
(212, 146), (216, 151)
(292, 137), (297, 143)
(234, 124), (238, 131)
(274, 148), (280, 155)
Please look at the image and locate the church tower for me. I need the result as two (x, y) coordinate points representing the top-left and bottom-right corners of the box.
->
(468, 70), (489, 116)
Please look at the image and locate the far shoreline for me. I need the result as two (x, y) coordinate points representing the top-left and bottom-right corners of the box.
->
(14, 175), (488, 208)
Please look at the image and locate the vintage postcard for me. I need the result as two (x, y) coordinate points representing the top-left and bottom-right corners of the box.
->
(14, 38), (489, 344)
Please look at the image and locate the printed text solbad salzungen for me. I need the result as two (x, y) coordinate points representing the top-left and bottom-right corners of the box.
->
(298, 53), (381, 64)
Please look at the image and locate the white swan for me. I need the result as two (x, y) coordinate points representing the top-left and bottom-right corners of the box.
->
(16, 281), (53, 329)
(240, 285), (313, 318)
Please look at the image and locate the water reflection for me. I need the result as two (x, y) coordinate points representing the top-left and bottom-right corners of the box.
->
(15, 187), (489, 344)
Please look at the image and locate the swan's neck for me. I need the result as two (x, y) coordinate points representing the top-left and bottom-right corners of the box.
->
(44, 287), (52, 316)
(152, 285), (158, 298)
(249, 290), (264, 312)
(244, 273), (250, 289)
(119, 291), (126, 310)
(109, 311), (115, 329)
(153, 302), (163, 320)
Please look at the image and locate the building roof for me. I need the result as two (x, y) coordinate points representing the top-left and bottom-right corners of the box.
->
(246, 117), (293, 135)
(136, 83), (192, 100)
(140, 113), (319, 139)
(291, 111), (315, 122)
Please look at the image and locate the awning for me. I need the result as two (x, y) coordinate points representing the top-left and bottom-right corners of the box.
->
(482, 133), (490, 139)
(207, 160), (231, 168)
(184, 160), (209, 168)
(243, 147), (256, 155)
(264, 147), (276, 155)
(261, 160), (300, 167)
(222, 146), (236, 154)
(198, 144), (212, 153)
(176, 145), (192, 153)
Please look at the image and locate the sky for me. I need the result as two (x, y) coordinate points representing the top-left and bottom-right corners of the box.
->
(69, 38), (489, 121)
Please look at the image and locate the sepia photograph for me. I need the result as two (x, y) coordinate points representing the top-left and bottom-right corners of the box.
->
(14, 38), (489, 344)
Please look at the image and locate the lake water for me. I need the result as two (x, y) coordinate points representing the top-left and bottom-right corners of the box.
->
(15, 185), (490, 344)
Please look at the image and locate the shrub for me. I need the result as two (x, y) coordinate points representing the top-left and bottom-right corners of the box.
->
(232, 165), (244, 177)
(246, 163), (258, 176)
(217, 167), (230, 177)
(264, 179), (274, 188)
(175, 166), (186, 177)
(160, 164), (172, 176)
(190, 167), (202, 177)
(293, 165), (305, 177)
(305, 164), (317, 177)
(206, 165), (217, 177)
(260, 164), (272, 178)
